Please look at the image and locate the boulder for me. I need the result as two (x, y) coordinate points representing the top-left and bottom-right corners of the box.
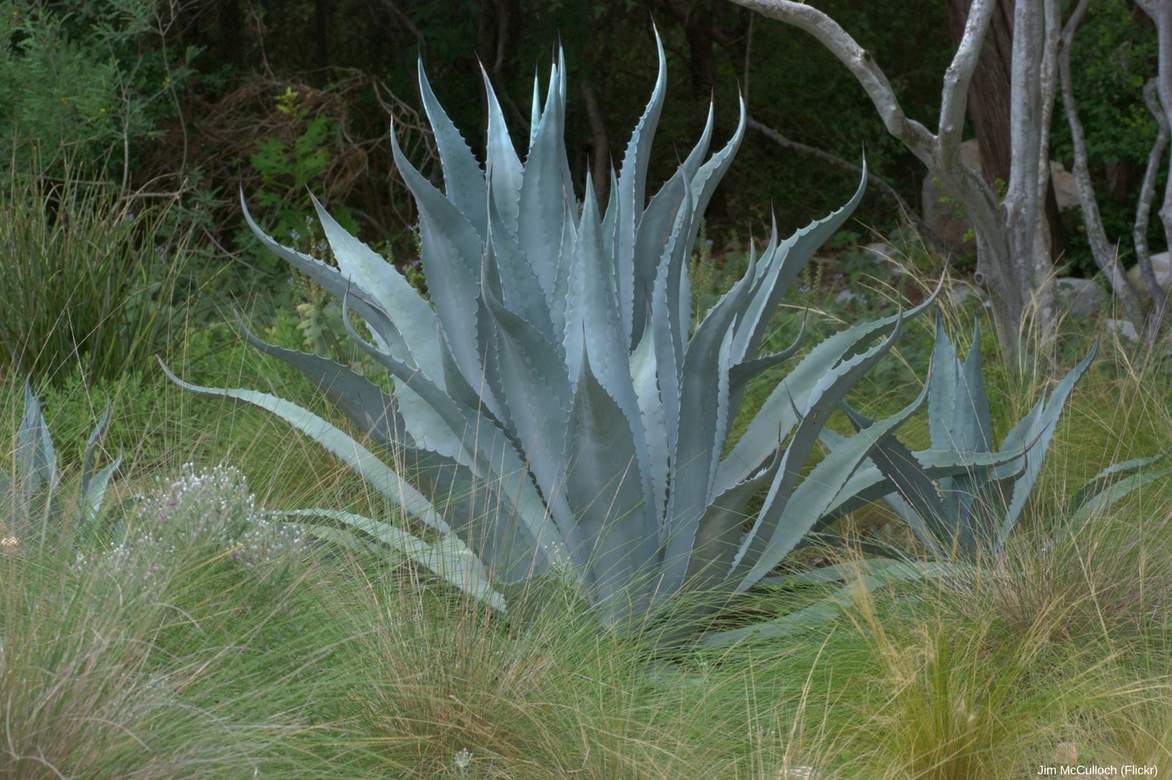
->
(1105, 318), (1139, 343)
(1126, 251), (1172, 302)
(834, 289), (860, 306)
(860, 241), (896, 265)
(1050, 161), (1079, 211)
(1055, 277), (1105, 318)
(922, 140), (982, 253)
(949, 281), (987, 308)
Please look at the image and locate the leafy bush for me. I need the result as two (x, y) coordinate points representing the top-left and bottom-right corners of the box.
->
(0, 0), (186, 177)
(0, 169), (190, 384)
(167, 38), (950, 630)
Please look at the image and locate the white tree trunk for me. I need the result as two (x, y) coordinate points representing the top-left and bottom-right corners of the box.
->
(1138, 1), (1172, 246)
(729, 0), (1043, 363)
(1136, 79), (1171, 341)
(1059, 0), (1145, 328)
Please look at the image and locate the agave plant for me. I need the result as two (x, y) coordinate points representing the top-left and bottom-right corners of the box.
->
(826, 320), (1107, 559)
(165, 34), (934, 625)
(2, 384), (119, 544)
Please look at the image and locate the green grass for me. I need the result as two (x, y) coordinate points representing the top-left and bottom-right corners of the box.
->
(2, 229), (1170, 778)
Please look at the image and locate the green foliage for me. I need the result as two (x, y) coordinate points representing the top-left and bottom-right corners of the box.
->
(241, 89), (360, 264)
(0, 169), (190, 384)
(0, 0), (187, 176)
(170, 38), (941, 630)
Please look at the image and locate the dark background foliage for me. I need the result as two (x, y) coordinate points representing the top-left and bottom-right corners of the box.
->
(0, 0), (1162, 303)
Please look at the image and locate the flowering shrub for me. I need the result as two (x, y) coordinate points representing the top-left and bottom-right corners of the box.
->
(80, 463), (305, 575)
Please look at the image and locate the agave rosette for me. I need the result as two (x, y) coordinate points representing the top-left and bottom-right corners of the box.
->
(167, 33), (935, 623)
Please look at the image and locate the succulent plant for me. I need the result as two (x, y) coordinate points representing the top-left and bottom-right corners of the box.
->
(165, 34), (933, 625)
(827, 320), (1111, 559)
(2, 384), (120, 544)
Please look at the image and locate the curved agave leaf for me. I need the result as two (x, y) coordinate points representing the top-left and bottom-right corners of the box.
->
(78, 404), (119, 526)
(389, 121), (489, 400)
(1068, 451), (1171, 511)
(239, 318), (407, 449)
(731, 319), (922, 591)
(615, 26), (668, 345)
(1067, 460), (1172, 530)
(564, 348), (658, 621)
(417, 60), (487, 238)
(17, 383), (58, 504)
(629, 104), (715, 343)
(997, 343), (1097, 546)
(239, 194), (401, 357)
(311, 195), (444, 385)
(160, 359), (449, 535)
(339, 298), (566, 574)
(277, 508), (506, 612)
(718, 292), (938, 495)
(481, 63), (524, 233)
(519, 49), (572, 302)
(732, 159), (867, 364)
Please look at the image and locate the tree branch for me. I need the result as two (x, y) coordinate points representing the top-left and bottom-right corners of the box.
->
(1136, 78), (1170, 340)
(747, 116), (952, 255)
(727, 0), (937, 163)
(1058, 0), (1145, 326)
(937, 0), (998, 169)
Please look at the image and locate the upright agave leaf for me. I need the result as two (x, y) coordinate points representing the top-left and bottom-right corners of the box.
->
(169, 34), (934, 625)
(839, 319), (1098, 558)
(3, 385), (119, 537)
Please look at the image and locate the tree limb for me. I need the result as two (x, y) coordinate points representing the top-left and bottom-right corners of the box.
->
(747, 117), (952, 255)
(1138, 1), (1172, 254)
(728, 0), (937, 164)
(1136, 78), (1170, 340)
(1058, 0), (1145, 326)
(937, 0), (998, 169)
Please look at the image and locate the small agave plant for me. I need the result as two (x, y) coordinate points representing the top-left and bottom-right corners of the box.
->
(2, 384), (120, 545)
(166, 34), (935, 625)
(829, 321), (1165, 559)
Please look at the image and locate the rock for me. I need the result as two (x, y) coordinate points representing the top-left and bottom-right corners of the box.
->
(1055, 277), (1105, 318)
(1126, 251), (1172, 301)
(860, 241), (896, 265)
(1105, 318), (1139, 343)
(949, 281), (987, 308)
(922, 141), (983, 253)
(1050, 161), (1079, 211)
(834, 289), (859, 305)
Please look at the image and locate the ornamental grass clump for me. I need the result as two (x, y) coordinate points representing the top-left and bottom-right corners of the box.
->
(167, 33), (938, 626)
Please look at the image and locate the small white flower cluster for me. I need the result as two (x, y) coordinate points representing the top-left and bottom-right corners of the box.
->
(452, 748), (473, 772)
(230, 515), (306, 568)
(78, 463), (307, 574)
(135, 462), (261, 538)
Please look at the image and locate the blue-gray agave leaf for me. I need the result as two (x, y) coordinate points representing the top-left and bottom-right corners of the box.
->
(170, 42), (933, 626)
(4, 386), (117, 535)
(846, 321), (1097, 558)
